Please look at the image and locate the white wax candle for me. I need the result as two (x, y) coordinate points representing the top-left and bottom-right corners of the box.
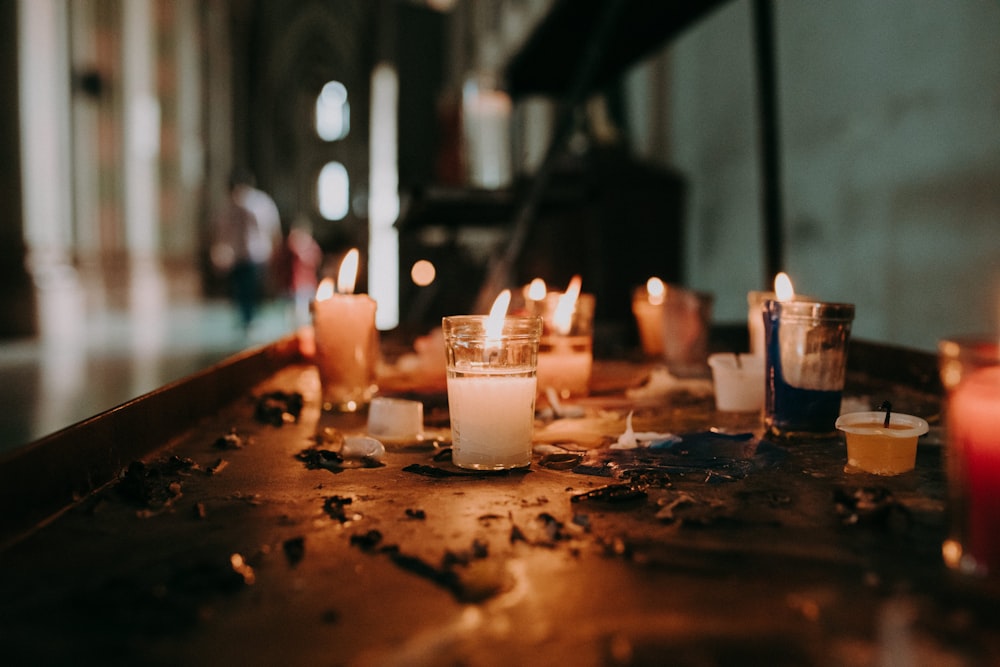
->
(313, 293), (378, 411)
(747, 290), (774, 358)
(447, 371), (536, 469)
(708, 353), (765, 412)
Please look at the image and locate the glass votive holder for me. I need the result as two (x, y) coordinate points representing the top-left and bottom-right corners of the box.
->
(526, 292), (595, 399)
(708, 353), (765, 413)
(938, 337), (1000, 577)
(749, 290), (817, 358)
(764, 299), (854, 438)
(442, 315), (543, 470)
(835, 411), (929, 475)
(661, 285), (713, 377)
(312, 292), (379, 412)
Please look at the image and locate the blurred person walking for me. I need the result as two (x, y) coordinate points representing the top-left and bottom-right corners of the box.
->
(211, 171), (282, 334)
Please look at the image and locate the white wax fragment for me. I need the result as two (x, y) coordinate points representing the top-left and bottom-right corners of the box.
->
(611, 411), (678, 450)
(625, 367), (713, 400)
(341, 436), (386, 461)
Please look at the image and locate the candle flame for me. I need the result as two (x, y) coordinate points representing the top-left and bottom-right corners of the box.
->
(553, 275), (582, 335)
(315, 277), (335, 302)
(646, 277), (665, 306)
(774, 272), (795, 302)
(337, 248), (360, 294)
(527, 278), (547, 301)
(485, 289), (511, 342)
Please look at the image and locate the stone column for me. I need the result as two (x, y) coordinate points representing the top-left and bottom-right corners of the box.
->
(14, 0), (80, 339)
(121, 0), (167, 329)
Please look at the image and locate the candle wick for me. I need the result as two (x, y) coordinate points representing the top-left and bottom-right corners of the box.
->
(880, 400), (892, 427)
(733, 352), (742, 369)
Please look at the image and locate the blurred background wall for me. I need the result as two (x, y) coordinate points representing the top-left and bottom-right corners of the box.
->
(632, 0), (1000, 350)
(2, 0), (999, 356)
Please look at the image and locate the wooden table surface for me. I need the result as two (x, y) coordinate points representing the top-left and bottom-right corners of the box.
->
(1, 342), (998, 666)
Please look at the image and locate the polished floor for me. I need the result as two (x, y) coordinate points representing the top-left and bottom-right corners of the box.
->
(0, 271), (298, 455)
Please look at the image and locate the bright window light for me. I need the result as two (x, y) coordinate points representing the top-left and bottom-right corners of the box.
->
(369, 62), (400, 330)
(318, 161), (349, 220)
(316, 80), (350, 141)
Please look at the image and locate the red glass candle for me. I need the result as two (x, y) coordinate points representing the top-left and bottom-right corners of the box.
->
(948, 366), (1000, 573)
(940, 338), (1000, 576)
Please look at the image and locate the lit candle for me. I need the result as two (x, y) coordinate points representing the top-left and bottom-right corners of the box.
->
(632, 277), (666, 357)
(764, 292), (854, 438)
(524, 277), (547, 305)
(528, 276), (594, 398)
(312, 248), (379, 412)
(748, 272), (795, 358)
(443, 292), (542, 470)
(946, 365), (1000, 574)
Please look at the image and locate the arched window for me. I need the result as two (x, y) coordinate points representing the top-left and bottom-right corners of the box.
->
(315, 80), (349, 141)
(317, 161), (349, 220)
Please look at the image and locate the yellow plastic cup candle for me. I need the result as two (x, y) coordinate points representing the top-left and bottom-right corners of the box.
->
(835, 411), (929, 475)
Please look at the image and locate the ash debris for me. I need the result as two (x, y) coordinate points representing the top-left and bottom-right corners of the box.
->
(254, 390), (303, 426)
(115, 456), (199, 512)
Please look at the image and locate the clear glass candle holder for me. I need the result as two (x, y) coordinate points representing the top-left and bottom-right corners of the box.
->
(662, 286), (713, 377)
(764, 300), (854, 438)
(442, 315), (543, 470)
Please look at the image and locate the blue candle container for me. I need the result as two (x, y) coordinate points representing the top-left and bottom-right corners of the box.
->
(764, 299), (855, 438)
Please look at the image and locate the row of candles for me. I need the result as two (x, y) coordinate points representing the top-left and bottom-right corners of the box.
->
(309, 248), (1000, 580)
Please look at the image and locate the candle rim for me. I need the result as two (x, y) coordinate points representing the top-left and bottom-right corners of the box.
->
(835, 411), (928, 437)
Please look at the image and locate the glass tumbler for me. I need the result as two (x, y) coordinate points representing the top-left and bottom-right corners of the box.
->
(442, 315), (542, 470)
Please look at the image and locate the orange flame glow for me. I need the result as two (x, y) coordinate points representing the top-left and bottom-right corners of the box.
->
(553, 275), (582, 335)
(485, 289), (511, 343)
(337, 248), (360, 294)
(527, 278), (547, 301)
(774, 272), (795, 302)
(646, 277), (665, 306)
(315, 277), (335, 301)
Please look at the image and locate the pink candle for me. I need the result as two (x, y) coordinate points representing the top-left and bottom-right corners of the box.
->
(948, 366), (1000, 573)
(313, 290), (378, 411)
(312, 249), (379, 412)
(536, 336), (592, 398)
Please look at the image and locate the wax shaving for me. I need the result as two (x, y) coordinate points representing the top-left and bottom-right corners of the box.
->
(611, 411), (680, 450)
(625, 367), (712, 400)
